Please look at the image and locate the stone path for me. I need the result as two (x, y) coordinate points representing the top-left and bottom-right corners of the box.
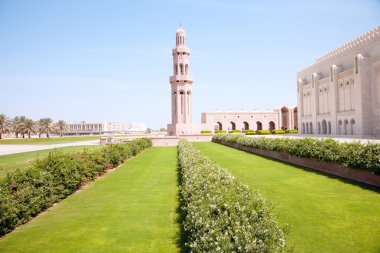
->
(0, 140), (100, 156)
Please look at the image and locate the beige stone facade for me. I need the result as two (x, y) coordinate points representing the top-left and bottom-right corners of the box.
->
(201, 106), (297, 132)
(297, 26), (380, 137)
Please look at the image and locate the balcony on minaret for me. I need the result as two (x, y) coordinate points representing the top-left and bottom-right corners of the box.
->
(169, 74), (193, 83)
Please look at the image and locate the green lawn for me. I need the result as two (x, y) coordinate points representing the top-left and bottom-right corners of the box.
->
(0, 136), (100, 145)
(0, 146), (102, 179)
(0, 147), (180, 253)
(193, 142), (380, 253)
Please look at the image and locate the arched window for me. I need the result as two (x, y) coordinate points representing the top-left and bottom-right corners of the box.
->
(322, 120), (327, 134)
(185, 64), (188, 75)
(302, 123), (305, 134)
(229, 122), (236, 131)
(310, 122), (313, 134)
(306, 122), (309, 134)
(180, 91), (184, 115)
(350, 119), (355, 135)
(344, 119), (348, 135)
(180, 64), (183, 75)
(215, 122), (222, 131)
(269, 121), (275, 131)
(242, 121), (249, 131)
(337, 120), (342, 135)
(174, 64), (178, 75)
(318, 122), (321, 134)
(256, 121), (262, 131)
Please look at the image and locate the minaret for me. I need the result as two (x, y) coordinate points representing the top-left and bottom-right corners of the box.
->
(168, 25), (193, 135)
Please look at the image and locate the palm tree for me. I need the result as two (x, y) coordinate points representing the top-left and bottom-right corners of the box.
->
(40, 118), (54, 138)
(12, 116), (29, 138)
(16, 116), (28, 138)
(56, 120), (67, 137)
(36, 119), (44, 138)
(0, 114), (11, 139)
(24, 119), (36, 138)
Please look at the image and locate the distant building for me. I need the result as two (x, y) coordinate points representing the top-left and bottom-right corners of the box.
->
(297, 26), (380, 137)
(67, 121), (146, 135)
(201, 106), (297, 132)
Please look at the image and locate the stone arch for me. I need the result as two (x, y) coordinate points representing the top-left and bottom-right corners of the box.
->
(215, 122), (222, 131)
(293, 107), (298, 129)
(350, 119), (355, 135)
(306, 122), (309, 134)
(229, 121), (236, 131)
(256, 121), (262, 131)
(310, 122), (313, 134)
(322, 119), (327, 134)
(281, 106), (289, 130)
(269, 121), (275, 131)
(242, 121), (249, 131)
(338, 120), (342, 134)
(344, 119), (349, 135)
(318, 122), (321, 134)
(302, 123), (305, 134)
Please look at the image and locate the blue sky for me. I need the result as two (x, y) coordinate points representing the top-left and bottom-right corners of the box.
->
(0, 0), (379, 129)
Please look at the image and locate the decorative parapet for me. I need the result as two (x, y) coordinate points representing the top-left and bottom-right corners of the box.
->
(298, 26), (380, 75)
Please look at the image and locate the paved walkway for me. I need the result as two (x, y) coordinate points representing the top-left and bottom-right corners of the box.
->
(0, 140), (100, 156)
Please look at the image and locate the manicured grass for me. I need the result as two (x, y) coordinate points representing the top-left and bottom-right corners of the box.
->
(0, 147), (180, 253)
(0, 146), (102, 179)
(193, 142), (380, 253)
(0, 136), (100, 145)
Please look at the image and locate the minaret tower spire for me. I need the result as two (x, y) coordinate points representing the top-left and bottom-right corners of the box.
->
(167, 25), (193, 135)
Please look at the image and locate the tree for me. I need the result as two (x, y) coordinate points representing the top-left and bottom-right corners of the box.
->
(0, 114), (11, 139)
(24, 119), (36, 138)
(56, 120), (67, 137)
(39, 118), (54, 138)
(13, 116), (29, 138)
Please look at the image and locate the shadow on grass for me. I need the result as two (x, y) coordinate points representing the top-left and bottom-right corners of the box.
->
(175, 161), (190, 253)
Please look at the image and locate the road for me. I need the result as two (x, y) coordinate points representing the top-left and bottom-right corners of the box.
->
(0, 140), (100, 156)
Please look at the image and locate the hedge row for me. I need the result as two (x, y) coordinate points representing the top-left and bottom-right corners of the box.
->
(178, 140), (286, 252)
(0, 138), (152, 236)
(213, 134), (380, 174)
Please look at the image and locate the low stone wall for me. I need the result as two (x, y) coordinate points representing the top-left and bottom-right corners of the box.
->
(151, 134), (213, 147)
(214, 140), (380, 188)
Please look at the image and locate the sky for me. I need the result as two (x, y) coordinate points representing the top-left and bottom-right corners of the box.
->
(0, 0), (379, 129)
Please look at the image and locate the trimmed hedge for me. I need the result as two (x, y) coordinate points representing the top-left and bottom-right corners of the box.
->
(215, 130), (227, 134)
(246, 130), (257, 135)
(272, 130), (285, 134)
(0, 138), (152, 236)
(285, 129), (298, 134)
(213, 134), (380, 175)
(258, 130), (271, 135)
(201, 130), (212, 134)
(230, 130), (241, 133)
(178, 140), (287, 252)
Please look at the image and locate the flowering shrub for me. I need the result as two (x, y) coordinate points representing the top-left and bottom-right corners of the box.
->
(201, 130), (212, 134)
(178, 140), (287, 252)
(215, 130), (227, 134)
(285, 129), (298, 134)
(213, 134), (380, 174)
(246, 130), (257, 135)
(258, 130), (271, 135)
(230, 130), (241, 133)
(0, 138), (152, 236)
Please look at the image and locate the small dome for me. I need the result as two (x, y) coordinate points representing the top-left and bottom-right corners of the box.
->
(176, 27), (186, 35)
